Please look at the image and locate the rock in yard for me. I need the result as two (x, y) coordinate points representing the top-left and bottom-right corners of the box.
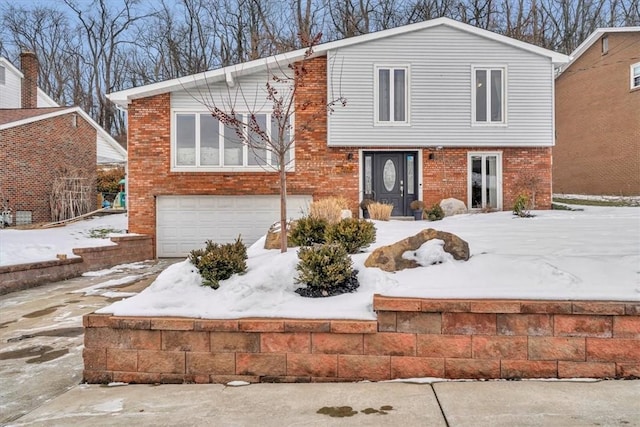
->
(264, 220), (298, 250)
(439, 198), (467, 217)
(364, 228), (469, 272)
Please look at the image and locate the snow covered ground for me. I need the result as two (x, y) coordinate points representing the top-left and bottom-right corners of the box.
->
(97, 205), (640, 320)
(0, 214), (128, 266)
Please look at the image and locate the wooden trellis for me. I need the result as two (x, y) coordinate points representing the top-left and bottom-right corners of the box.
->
(50, 172), (92, 222)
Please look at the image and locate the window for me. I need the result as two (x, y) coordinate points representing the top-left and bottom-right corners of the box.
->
(173, 112), (293, 170)
(473, 67), (505, 124)
(375, 66), (408, 124)
(632, 63), (640, 90)
(468, 152), (502, 210)
(601, 36), (609, 55)
(0, 66), (5, 85)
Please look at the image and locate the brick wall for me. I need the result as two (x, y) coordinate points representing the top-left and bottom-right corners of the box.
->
(82, 295), (639, 384)
(0, 235), (153, 295)
(555, 31), (640, 196)
(127, 56), (552, 248)
(0, 113), (97, 223)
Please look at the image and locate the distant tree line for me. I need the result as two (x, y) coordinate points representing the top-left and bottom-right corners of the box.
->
(1, 0), (638, 143)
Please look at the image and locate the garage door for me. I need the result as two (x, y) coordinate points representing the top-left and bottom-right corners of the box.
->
(156, 195), (312, 257)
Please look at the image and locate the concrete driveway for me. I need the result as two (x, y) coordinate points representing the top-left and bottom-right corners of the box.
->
(0, 259), (176, 424)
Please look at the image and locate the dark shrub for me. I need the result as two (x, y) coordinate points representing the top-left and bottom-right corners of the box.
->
(426, 204), (445, 221)
(289, 215), (328, 246)
(295, 244), (359, 297)
(188, 237), (247, 289)
(326, 217), (376, 254)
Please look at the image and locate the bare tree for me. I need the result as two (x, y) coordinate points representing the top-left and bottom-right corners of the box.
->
(2, 5), (80, 106)
(198, 41), (346, 252)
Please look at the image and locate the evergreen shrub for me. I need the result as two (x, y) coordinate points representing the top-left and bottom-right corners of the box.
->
(295, 244), (359, 297)
(289, 215), (327, 246)
(326, 217), (376, 254)
(189, 237), (247, 289)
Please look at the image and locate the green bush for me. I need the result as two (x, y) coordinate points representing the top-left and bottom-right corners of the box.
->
(295, 244), (359, 297)
(513, 194), (534, 218)
(426, 203), (445, 221)
(289, 216), (328, 246)
(325, 217), (376, 254)
(188, 237), (247, 289)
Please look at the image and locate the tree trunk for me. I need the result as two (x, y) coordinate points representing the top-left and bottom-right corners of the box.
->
(279, 153), (288, 253)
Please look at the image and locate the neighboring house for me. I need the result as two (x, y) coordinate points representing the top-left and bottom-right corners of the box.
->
(554, 27), (640, 196)
(108, 17), (568, 257)
(0, 52), (127, 224)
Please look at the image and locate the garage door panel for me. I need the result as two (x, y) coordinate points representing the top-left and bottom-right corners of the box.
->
(157, 195), (312, 257)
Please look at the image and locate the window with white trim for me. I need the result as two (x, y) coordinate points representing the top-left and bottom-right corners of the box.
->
(173, 112), (292, 170)
(473, 67), (505, 124)
(375, 66), (408, 124)
(632, 63), (640, 89)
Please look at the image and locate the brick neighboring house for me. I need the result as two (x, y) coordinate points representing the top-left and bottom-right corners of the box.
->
(554, 27), (640, 196)
(0, 52), (127, 224)
(108, 17), (568, 257)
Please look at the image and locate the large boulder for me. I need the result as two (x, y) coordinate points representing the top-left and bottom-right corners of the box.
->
(264, 220), (297, 250)
(439, 198), (467, 217)
(364, 228), (469, 272)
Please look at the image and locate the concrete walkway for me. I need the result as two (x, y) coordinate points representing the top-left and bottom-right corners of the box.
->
(1, 261), (639, 426)
(4, 380), (640, 426)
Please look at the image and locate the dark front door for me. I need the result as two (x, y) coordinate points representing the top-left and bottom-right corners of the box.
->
(363, 151), (418, 216)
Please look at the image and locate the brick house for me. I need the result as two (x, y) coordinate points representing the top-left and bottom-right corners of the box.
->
(554, 27), (640, 196)
(0, 52), (127, 224)
(108, 17), (568, 257)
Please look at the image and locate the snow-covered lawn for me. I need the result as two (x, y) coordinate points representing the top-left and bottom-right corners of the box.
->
(97, 206), (640, 320)
(0, 214), (128, 266)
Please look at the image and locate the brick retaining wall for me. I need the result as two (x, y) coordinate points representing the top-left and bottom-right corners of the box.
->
(83, 295), (640, 384)
(0, 235), (153, 295)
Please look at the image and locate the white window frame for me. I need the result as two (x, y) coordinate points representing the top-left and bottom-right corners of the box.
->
(374, 65), (410, 126)
(171, 110), (295, 172)
(467, 151), (503, 210)
(471, 65), (507, 126)
(631, 62), (640, 90)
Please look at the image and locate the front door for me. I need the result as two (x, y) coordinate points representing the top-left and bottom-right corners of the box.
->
(363, 152), (418, 216)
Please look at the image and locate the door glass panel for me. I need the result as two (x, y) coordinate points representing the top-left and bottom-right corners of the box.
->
(485, 156), (498, 208)
(200, 114), (219, 166)
(471, 156), (482, 208)
(490, 70), (502, 122)
(383, 159), (396, 192)
(407, 155), (414, 195)
(364, 155), (372, 195)
(378, 69), (390, 121)
(475, 70), (487, 122)
(176, 114), (195, 166)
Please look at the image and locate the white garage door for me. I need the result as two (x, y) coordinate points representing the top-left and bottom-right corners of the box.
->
(156, 195), (312, 257)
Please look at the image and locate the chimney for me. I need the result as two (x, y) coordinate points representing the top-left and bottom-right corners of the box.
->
(20, 51), (38, 109)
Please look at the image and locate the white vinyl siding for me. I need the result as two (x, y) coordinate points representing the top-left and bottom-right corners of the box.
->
(327, 24), (555, 147)
(375, 66), (409, 124)
(632, 63), (640, 89)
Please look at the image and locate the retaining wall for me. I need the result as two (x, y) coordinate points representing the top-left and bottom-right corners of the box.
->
(83, 295), (640, 384)
(0, 235), (153, 295)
